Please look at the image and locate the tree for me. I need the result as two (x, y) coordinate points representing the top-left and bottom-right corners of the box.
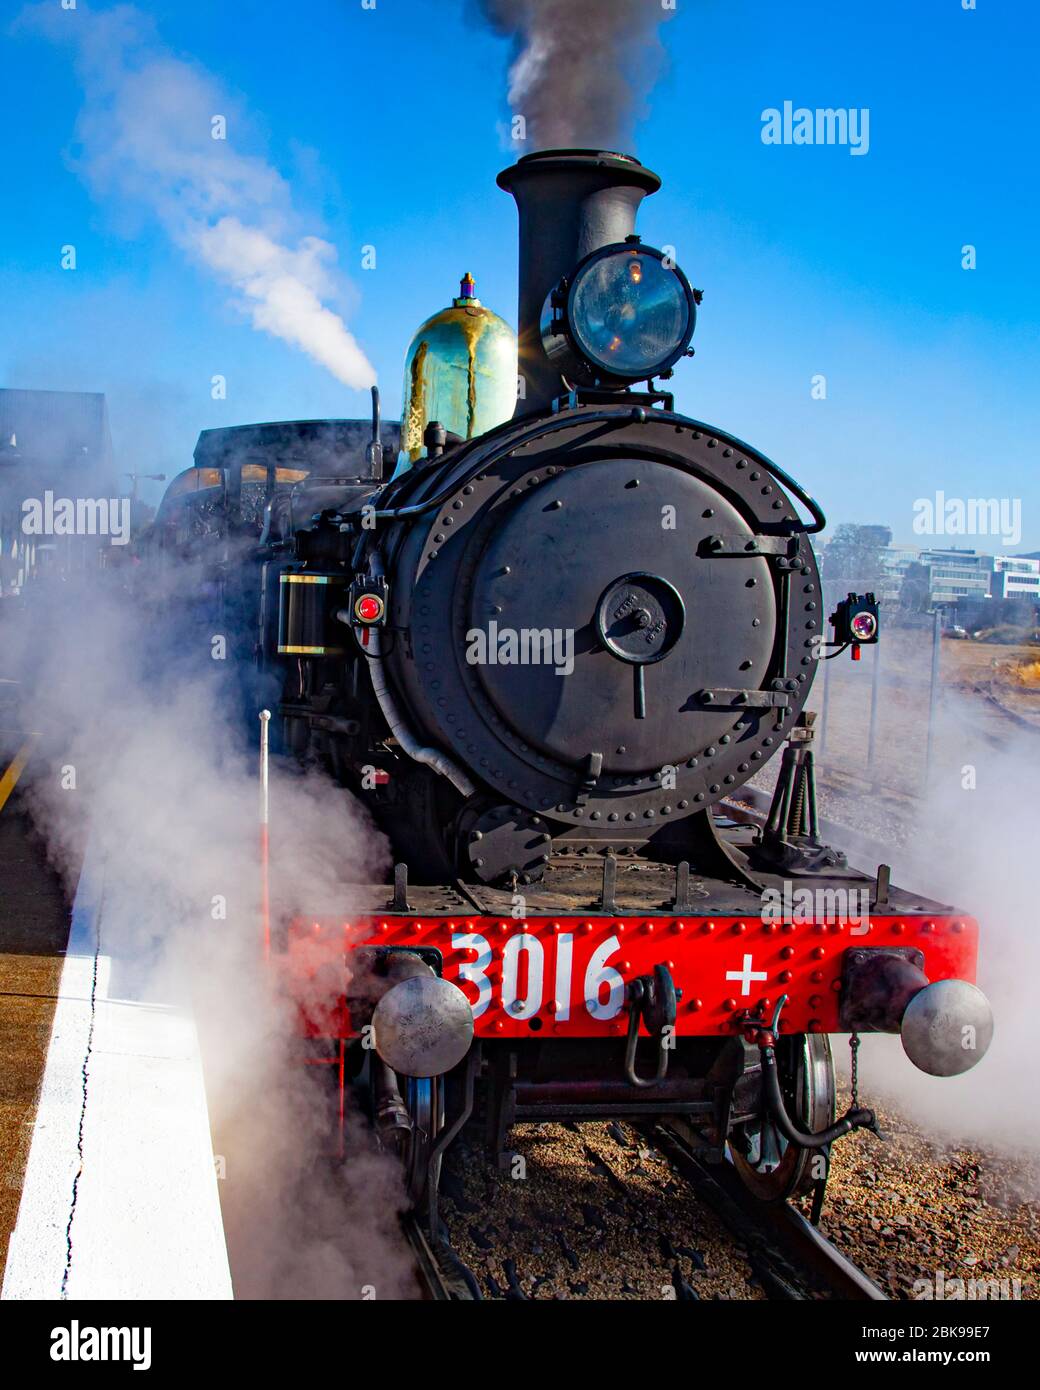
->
(898, 561), (931, 614)
(819, 523), (893, 594)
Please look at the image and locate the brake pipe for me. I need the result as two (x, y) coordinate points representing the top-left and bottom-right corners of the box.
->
(754, 996), (878, 1149)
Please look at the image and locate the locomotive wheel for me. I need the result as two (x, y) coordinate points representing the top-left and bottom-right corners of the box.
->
(729, 1033), (835, 1203)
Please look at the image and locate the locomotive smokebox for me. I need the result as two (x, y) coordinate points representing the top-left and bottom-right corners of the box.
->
(497, 149), (661, 414)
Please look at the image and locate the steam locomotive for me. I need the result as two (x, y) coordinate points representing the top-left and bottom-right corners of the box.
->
(151, 150), (992, 1223)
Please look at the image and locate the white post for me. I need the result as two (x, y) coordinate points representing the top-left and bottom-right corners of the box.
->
(259, 710), (271, 960)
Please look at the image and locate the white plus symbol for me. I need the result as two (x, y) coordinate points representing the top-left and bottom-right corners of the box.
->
(726, 953), (768, 996)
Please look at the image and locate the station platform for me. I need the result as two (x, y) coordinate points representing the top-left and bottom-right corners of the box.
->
(0, 722), (232, 1300)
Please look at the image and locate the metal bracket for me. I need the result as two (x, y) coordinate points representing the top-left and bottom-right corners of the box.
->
(698, 688), (791, 708)
(583, 751), (603, 788)
(599, 850), (618, 914)
(703, 535), (799, 559)
(874, 863), (891, 908)
(388, 862), (413, 912)
(553, 387), (675, 413)
(672, 860), (691, 913)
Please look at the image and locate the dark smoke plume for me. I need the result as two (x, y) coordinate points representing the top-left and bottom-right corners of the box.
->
(474, 0), (675, 151)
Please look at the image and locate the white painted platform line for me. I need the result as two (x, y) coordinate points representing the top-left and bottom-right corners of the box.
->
(2, 838), (233, 1300)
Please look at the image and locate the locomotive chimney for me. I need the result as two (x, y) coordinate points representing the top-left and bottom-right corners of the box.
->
(497, 148), (661, 416)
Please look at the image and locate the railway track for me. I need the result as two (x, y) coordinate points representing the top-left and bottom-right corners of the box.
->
(645, 1122), (886, 1301)
(401, 1213), (482, 1301)
(437, 1116), (885, 1301)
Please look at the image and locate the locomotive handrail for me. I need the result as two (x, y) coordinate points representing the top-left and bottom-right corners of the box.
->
(686, 428), (827, 535)
(364, 404), (828, 536)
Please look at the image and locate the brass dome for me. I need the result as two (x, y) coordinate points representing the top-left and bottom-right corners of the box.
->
(399, 274), (517, 465)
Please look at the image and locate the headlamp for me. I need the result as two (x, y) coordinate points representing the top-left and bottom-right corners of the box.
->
(541, 242), (697, 387)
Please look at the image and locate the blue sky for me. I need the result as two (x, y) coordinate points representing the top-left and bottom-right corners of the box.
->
(1, 0), (1037, 548)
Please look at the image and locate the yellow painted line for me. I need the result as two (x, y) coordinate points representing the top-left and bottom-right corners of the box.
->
(0, 735), (39, 815)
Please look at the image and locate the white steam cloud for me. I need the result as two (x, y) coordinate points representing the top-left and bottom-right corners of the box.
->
(474, 0), (675, 151)
(808, 656), (1040, 1163)
(17, 2), (375, 390)
(7, 559), (418, 1297)
(854, 694), (1040, 1158)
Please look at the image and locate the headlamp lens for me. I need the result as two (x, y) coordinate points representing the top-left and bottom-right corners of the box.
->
(570, 249), (692, 378)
